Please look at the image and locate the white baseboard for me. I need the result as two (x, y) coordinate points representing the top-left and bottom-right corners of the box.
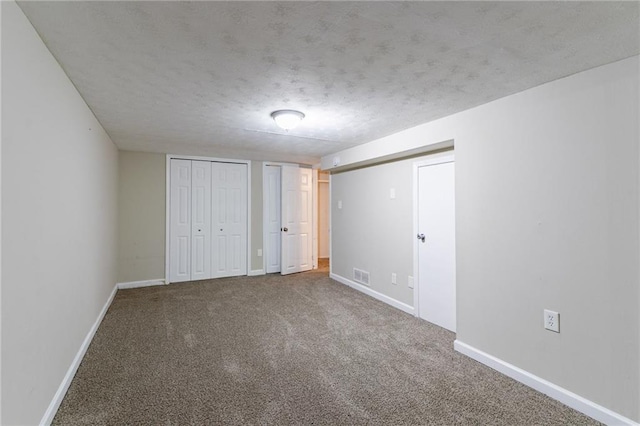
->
(454, 340), (638, 426)
(40, 283), (119, 425)
(248, 269), (265, 276)
(330, 273), (415, 316)
(117, 278), (165, 289)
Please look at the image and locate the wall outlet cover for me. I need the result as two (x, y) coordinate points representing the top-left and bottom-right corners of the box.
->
(544, 309), (560, 333)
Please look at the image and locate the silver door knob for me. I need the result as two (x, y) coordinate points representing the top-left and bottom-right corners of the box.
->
(417, 233), (425, 243)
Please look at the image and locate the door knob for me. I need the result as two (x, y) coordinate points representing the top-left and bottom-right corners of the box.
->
(283, 227), (288, 232)
(417, 233), (425, 243)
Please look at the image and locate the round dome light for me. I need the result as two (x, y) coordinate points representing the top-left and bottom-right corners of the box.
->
(271, 110), (305, 131)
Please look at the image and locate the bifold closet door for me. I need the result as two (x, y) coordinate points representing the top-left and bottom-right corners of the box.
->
(264, 165), (282, 274)
(169, 159), (192, 283)
(212, 162), (248, 278)
(190, 161), (212, 281)
(170, 159), (212, 283)
(170, 159), (247, 282)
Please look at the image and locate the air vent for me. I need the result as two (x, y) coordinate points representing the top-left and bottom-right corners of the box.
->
(353, 268), (370, 286)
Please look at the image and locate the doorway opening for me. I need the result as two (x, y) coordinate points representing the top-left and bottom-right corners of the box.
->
(317, 171), (330, 272)
(262, 163), (315, 276)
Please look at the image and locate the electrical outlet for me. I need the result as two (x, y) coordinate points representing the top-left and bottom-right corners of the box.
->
(544, 309), (560, 333)
(408, 276), (414, 289)
(391, 273), (397, 285)
(257, 249), (262, 257)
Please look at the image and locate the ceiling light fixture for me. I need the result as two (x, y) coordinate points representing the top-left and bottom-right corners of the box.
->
(271, 110), (305, 131)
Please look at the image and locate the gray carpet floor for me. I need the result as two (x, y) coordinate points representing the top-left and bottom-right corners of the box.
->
(53, 266), (599, 425)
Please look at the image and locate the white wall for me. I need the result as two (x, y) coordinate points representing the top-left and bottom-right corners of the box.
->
(118, 151), (165, 283)
(331, 154), (449, 306)
(250, 161), (264, 272)
(326, 56), (639, 422)
(1, 2), (119, 424)
(455, 57), (638, 422)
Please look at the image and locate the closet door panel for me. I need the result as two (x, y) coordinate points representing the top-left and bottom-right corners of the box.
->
(191, 161), (211, 281)
(212, 163), (248, 278)
(170, 160), (192, 282)
(264, 166), (282, 273)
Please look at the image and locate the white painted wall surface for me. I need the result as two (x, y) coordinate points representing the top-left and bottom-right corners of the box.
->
(250, 161), (264, 272)
(331, 155), (445, 306)
(1, 2), (119, 423)
(454, 57), (639, 422)
(118, 151), (166, 283)
(326, 56), (639, 422)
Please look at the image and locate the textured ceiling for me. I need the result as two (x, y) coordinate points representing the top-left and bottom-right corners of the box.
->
(17, 1), (639, 165)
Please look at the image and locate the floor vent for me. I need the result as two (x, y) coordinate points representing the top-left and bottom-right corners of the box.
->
(353, 268), (370, 286)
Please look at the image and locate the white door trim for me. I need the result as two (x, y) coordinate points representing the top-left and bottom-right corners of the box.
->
(317, 179), (330, 260)
(412, 152), (455, 318)
(329, 173), (332, 275)
(165, 154), (251, 284)
(165, 155), (171, 284)
(312, 169), (318, 269)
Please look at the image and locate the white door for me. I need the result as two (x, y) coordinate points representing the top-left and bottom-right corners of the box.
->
(264, 165), (281, 273)
(281, 166), (313, 275)
(191, 161), (211, 281)
(417, 159), (456, 332)
(212, 162), (248, 278)
(169, 159), (192, 283)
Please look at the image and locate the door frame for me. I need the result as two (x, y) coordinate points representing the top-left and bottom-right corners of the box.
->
(262, 162), (318, 274)
(317, 177), (330, 260)
(329, 173), (332, 275)
(165, 154), (251, 284)
(412, 151), (455, 318)
(312, 169), (319, 270)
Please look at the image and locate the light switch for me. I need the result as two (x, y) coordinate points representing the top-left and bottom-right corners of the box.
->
(338, 200), (343, 209)
(390, 188), (396, 199)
